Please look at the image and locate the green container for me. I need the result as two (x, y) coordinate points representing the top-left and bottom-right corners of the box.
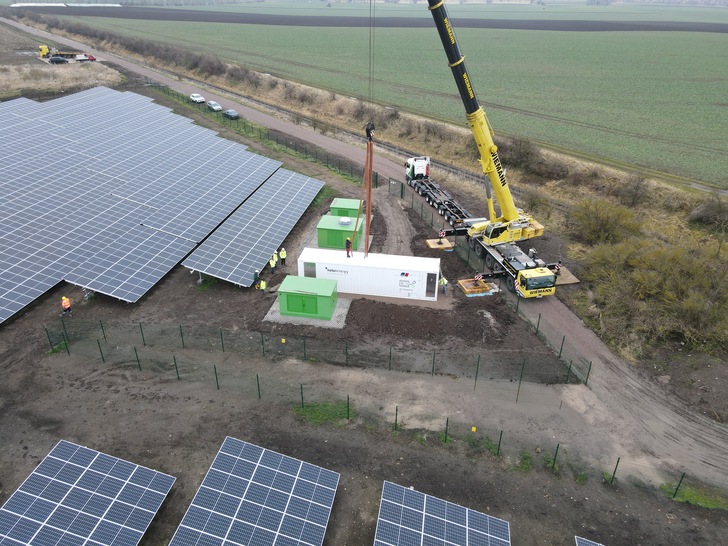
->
(330, 198), (363, 218)
(278, 276), (338, 320)
(316, 215), (363, 250)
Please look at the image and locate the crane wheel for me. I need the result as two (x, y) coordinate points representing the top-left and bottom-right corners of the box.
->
(506, 276), (515, 293)
(485, 254), (494, 269)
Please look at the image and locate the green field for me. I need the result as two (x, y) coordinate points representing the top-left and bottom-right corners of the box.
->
(41, 4), (728, 187)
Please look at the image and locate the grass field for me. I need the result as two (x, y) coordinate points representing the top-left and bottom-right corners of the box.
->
(32, 3), (728, 187)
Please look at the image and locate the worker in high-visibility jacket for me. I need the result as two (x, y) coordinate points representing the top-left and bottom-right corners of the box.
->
(253, 270), (260, 290)
(279, 248), (287, 267)
(439, 276), (448, 295)
(260, 279), (267, 294)
(269, 256), (276, 275)
(60, 296), (72, 317)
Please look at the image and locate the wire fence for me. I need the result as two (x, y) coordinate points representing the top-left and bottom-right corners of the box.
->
(388, 178), (593, 384)
(43, 318), (572, 386)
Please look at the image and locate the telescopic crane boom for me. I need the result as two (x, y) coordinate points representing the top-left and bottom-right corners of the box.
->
(426, 0), (543, 246)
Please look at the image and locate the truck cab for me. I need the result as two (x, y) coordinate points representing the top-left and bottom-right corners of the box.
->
(405, 156), (430, 182)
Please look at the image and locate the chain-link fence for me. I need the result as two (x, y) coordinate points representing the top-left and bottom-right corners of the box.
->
(389, 178), (593, 385)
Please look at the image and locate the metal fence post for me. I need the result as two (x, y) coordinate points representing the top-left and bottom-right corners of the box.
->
(97, 339), (105, 363)
(515, 358), (526, 403)
(585, 361), (593, 386)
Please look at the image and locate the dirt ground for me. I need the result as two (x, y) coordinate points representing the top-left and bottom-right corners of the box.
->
(1, 20), (728, 546)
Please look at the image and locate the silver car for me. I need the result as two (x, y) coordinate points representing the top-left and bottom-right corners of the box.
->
(207, 101), (222, 112)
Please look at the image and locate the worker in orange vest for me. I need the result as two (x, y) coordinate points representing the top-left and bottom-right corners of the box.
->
(60, 296), (72, 317)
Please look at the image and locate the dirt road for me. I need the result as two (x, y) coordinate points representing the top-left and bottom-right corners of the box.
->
(4, 15), (728, 489)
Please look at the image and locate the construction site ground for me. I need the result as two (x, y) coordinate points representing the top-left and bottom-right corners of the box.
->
(1, 18), (727, 546)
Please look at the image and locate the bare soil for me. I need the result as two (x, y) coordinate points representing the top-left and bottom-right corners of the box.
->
(1, 21), (727, 546)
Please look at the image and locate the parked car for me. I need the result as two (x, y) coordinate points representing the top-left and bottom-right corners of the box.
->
(75, 54), (96, 62)
(207, 101), (222, 112)
(48, 56), (69, 64)
(222, 109), (240, 120)
(189, 93), (205, 103)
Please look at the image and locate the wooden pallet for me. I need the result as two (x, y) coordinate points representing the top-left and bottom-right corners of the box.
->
(425, 238), (455, 250)
(457, 279), (500, 297)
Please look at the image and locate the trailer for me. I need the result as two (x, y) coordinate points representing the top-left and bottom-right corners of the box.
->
(297, 247), (440, 301)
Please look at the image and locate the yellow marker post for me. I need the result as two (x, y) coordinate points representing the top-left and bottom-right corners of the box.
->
(281, 338), (286, 344)
(471, 426), (477, 433)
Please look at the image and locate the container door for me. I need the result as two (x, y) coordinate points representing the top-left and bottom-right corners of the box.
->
(426, 273), (437, 298)
(303, 262), (316, 278)
(288, 295), (305, 313)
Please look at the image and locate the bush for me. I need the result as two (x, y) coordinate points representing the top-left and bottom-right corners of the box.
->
(689, 195), (728, 228)
(582, 239), (728, 350)
(569, 198), (640, 245)
(501, 137), (537, 169)
(617, 174), (649, 208)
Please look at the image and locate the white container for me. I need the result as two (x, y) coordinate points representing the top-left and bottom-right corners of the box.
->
(297, 247), (440, 301)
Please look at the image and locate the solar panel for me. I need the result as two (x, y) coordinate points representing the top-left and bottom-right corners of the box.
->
(64, 225), (197, 302)
(0, 440), (175, 546)
(141, 151), (281, 243)
(575, 537), (604, 546)
(169, 436), (339, 546)
(374, 481), (510, 546)
(182, 169), (323, 286)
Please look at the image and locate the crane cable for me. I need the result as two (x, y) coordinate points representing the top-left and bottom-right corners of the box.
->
(368, 0), (375, 120)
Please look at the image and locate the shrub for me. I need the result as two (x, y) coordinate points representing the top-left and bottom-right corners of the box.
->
(569, 198), (640, 245)
(501, 137), (537, 169)
(617, 174), (649, 208)
(582, 239), (728, 349)
(689, 195), (728, 228)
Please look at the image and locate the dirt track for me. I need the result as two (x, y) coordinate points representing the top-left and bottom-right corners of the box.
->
(1, 17), (728, 546)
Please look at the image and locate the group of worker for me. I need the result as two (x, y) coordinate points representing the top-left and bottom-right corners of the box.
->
(254, 247), (287, 294)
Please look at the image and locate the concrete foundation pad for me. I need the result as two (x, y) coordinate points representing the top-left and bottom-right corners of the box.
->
(263, 297), (352, 329)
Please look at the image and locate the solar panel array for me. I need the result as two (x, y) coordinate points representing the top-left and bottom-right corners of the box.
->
(575, 537), (604, 546)
(169, 436), (339, 546)
(183, 170), (323, 287)
(0, 86), (322, 322)
(374, 481), (510, 546)
(0, 440), (175, 546)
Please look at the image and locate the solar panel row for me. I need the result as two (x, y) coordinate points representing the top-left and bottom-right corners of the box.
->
(374, 481), (510, 546)
(575, 537), (604, 546)
(183, 170), (323, 287)
(0, 440), (175, 546)
(169, 437), (339, 546)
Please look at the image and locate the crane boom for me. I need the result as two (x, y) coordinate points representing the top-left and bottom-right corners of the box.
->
(426, 0), (543, 245)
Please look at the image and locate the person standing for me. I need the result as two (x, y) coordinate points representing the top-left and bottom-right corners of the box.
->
(60, 296), (72, 317)
(345, 237), (352, 258)
(279, 247), (286, 267)
(269, 255), (276, 275)
(253, 270), (260, 290)
(439, 276), (448, 295)
(260, 279), (267, 294)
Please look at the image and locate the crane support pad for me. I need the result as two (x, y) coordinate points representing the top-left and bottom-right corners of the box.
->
(457, 279), (500, 297)
(555, 266), (580, 285)
(426, 238), (455, 250)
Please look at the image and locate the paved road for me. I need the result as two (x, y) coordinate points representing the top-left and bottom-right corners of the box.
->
(6, 18), (728, 488)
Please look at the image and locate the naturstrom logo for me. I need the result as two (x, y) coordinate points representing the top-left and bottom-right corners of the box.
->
(400, 272), (409, 277)
(325, 266), (349, 275)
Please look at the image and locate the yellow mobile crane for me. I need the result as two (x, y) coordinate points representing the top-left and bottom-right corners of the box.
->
(426, 0), (556, 298)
